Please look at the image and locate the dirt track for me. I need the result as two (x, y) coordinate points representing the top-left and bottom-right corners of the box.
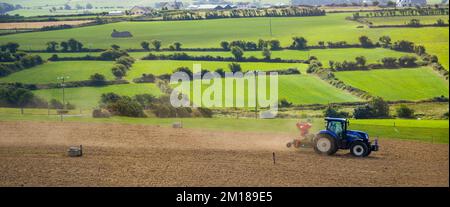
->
(0, 21), (93, 29)
(0, 121), (448, 187)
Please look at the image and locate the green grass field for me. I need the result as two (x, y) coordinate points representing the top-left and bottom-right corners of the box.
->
(128, 60), (308, 78)
(0, 107), (447, 143)
(2, 13), (447, 69)
(335, 67), (449, 101)
(363, 15), (449, 26)
(33, 47), (414, 67)
(176, 74), (361, 107)
(33, 83), (161, 109)
(0, 61), (115, 84)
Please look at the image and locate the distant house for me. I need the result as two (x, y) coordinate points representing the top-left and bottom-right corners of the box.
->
(108, 10), (124, 16)
(130, 6), (152, 15)
(111, 29), (133, 38)
(396, 0), (427, 7)
(155, 1), (184, 10)
(188, 4), (236, 10)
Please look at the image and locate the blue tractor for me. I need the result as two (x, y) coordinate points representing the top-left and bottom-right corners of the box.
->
(313, 117), (379, 157)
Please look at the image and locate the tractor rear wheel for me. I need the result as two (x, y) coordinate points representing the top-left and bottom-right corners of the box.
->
(313, 135), (338, 155)
(350, 141), (370, 157)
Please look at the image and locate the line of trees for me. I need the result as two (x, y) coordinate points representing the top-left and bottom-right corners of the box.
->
(46, 38), (84, 52)
(162, 7), (326, 21)
(353, 7), (449, 19)
(96, 92), (213, 118)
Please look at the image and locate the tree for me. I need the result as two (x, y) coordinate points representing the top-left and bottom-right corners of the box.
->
(279, 98), (292, 108)
(355, 56), (367, 67)
(64, 4), (71, 10)
(257, 39), (268, 49)
(372, 1), (380, 6)
(359, 36), (374, 48)
(151, 40), (162, 51)
(371, 97), (389, 118)
(139, 41), (150, 51)
(60, 41), (69, 52)
(408, 19), (421, 27)
(262, 47), (271, 60)
(111, 44), (120, 50)
(414, 45), (426, 55)
(111, 65), (127, 79)
(67, 38), (83, 51)
(12, 88), (33, 114)
(90, 73), (106, 86)
(46, 41), (58, 52)
(379, 36), (391, 48)
(398, 56), (417, 67)
(353, 97), (389, 119)
(220, 41), (230, 50)
(291, 37), (308, 49)
(381, 57), (397, 67)
(116, 56), (135, 69)
(269, 40), (281, 50)
(228, 63), (241, 73)
(323, 105), (349, 118)
(86, 3), (93, 9)
(230, 46), (244, 60)
(4, 42), (19, 53)
(396, 105), (415, 118)
(173, 42), (182, 51)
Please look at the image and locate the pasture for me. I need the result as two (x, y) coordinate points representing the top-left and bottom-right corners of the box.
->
(128, 60), (308, 77)
(0, 61), (115, 84)
(334, 67), (449, 101)
(1, 13), (447, 69)
(363, 15), (449, 26)
(33, 83), (161, 109)
(176, 74), (361, 107)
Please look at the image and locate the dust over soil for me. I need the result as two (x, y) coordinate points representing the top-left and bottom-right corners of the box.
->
(0, 121), (448, 187)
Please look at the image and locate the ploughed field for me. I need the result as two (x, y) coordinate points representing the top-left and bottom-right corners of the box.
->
(0, 121), (448, 187)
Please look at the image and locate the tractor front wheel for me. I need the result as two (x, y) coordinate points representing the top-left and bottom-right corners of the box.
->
(313, 135), (338, 155)
(350, 141), (370, 157)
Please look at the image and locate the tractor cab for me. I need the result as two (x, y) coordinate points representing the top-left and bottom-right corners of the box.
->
(325, 117), (348, 140)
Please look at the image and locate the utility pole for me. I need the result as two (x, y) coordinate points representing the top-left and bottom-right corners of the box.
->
(57, 76), (69, 121)
(254, 70), (258, 119)
(269, 17), (273, 37)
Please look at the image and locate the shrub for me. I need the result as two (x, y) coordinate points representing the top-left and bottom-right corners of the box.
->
(323, 105), (349, 118)
(279, 98), (292, 108)
(99, 49), (128, 60)
(89, 73), (106, 86)
(396, 105), (415, 118)
(92, 108), (111, 118)
(196, 107), (213, 118)
(353, 97), (389, 119)
(106, 97), (146, 117)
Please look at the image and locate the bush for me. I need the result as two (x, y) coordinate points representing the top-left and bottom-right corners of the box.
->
(396, 105), (415, 118)
(133, 73), (156, 83)
(49, 99), (64, 109)
(106, 97), (146, 117)
(89, 73), (106, 86)
(92, 108), (111, 118)
(196, 107), (213, 118)
(99, 49), (129, 61)
(323, 105), (349, 118)
(279, 98), (292, 108)
(353, 97), (389, 119)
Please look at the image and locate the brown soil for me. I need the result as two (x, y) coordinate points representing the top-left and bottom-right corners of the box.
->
(0, 121), (448, 187)
(0, 21), (93, 29)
